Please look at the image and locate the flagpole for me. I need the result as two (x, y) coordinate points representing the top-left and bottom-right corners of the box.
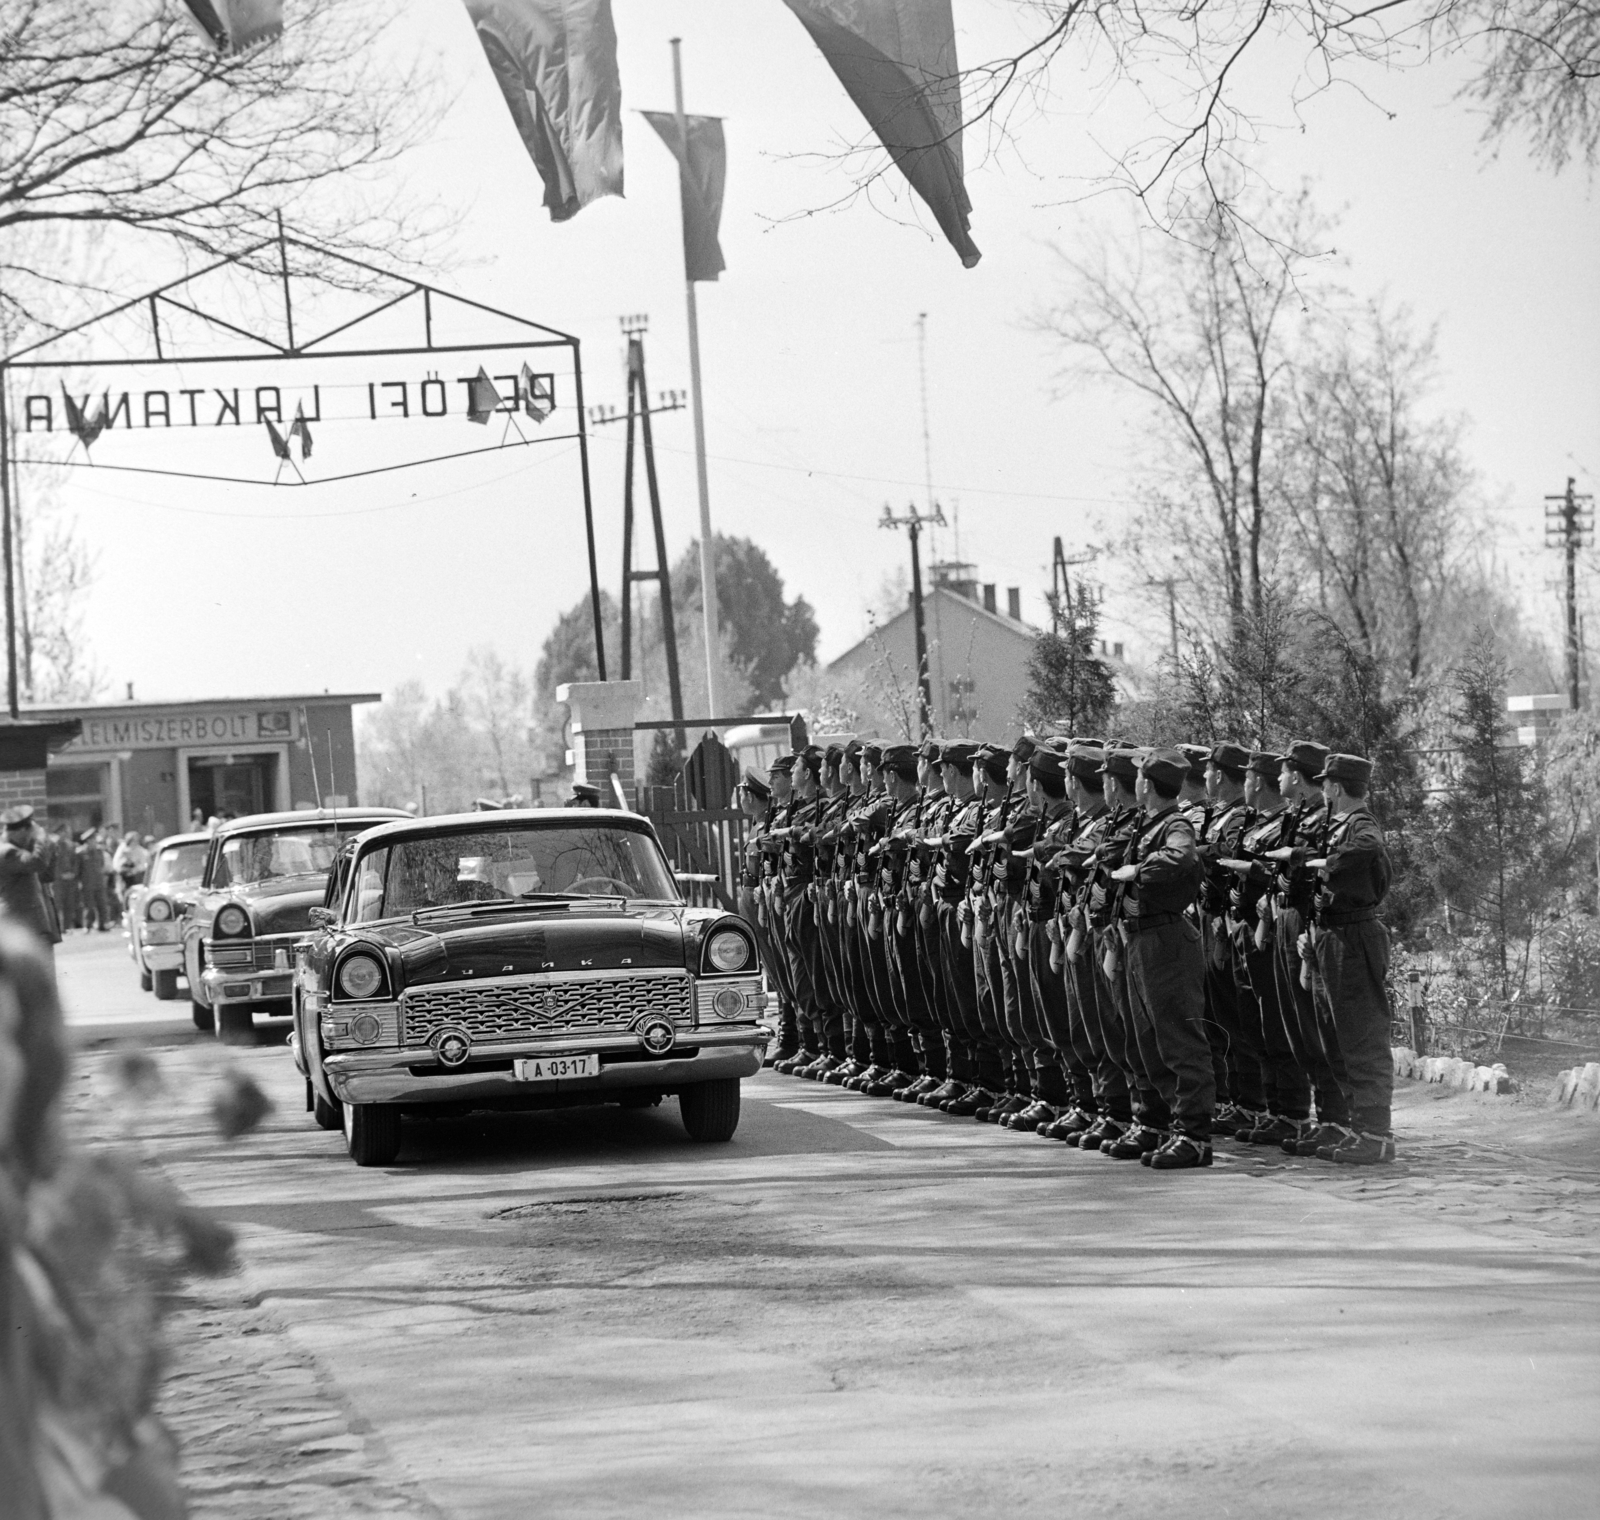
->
(670, 37), (721, 723)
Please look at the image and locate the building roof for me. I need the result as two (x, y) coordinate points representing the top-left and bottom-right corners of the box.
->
(22, 692), (384, 718)
(826, 585), (1036, 671)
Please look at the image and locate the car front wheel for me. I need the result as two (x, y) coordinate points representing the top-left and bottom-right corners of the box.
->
(216, 1004), (254, 1044)
(679, 1078), (741, 1142)
(344, 1102), (401, 1166)
(153, 969), (179, 1001)
(313, 1088), (343, 1131)
(139, 969), (152, 993)
(191, 1001), (214, 1032)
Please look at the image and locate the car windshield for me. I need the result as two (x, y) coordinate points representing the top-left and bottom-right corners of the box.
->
(149, 842), (208, 887)
(212, 824), (359, 888)
(349, 823), (679, 922)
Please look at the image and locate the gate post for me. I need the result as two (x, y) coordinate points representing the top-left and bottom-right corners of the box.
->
(556, 681), (643, 800)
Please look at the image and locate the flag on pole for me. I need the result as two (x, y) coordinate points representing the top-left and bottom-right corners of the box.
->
(467, 368), (504, 424)
(520, 365), (555, 422)
(781, 0), (980, 268)
(462, 0), (624, 222)
(641, 112), (727, 283)
(181, 0), (283, 52)
(264, 418), (291, 461)
(59, 387), (107, 450)
(288, 402), (313, 459)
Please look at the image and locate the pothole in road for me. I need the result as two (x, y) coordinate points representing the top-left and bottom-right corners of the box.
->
(490, 1191), (690, 1218)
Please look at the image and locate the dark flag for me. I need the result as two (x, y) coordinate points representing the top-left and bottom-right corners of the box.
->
(462, 0), (624, 222)
(181, 0), (283, 52)
(520, 364), (555, 422)
(467, 368), (503, 424)
(641, 112), (727, 283)
(288, 403), (313, 459)
(59, 387), (107, 450)
(782, 0), (980, 268)
(264, 418), (291, 461)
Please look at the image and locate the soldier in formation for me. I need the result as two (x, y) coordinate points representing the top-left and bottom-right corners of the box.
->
(758, 733), (1398, 1168)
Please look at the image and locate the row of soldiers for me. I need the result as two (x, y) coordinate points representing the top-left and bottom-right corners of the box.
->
(735, 735), (1395, 1170)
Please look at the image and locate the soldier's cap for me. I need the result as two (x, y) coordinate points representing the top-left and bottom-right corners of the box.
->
(938, 740), (980, 769)
(974, 743), (1009, 784)
(1074, 735), (1106, 750)
(2, 804), (34, 828)
(1314, 752), (1373, 787)
(1139, 746), (1190, 793)
(824, 742), (845, 768)
(741, 769), (772, 801)
(768, 754), (797, 775)
(1247, 749), (1283, 781)
(1178, 743), (1211, 782)
(880, 743), (920, 779)
(1067, 742), (1106, 782)
(861, 740), (883, 767)
(1029, 747), (1066, 782)
(1012, 734), (1038, 763)
(1284, 740), (1331, 781)
(843, 737), (864, 760)
(798, 745), (824, 773)
(1097, 744), (1141, 783)
(1210, 742), (1251, 774)
(917, 738), (943, 763)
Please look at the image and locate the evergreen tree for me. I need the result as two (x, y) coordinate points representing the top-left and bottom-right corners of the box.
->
(1019, 579), (1116, 735)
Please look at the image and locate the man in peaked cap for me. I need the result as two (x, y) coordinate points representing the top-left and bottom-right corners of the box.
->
(1108, 747), (1215, 1168)
(1, 806), (61, 969)
(1264, 741), (1356, 1156)
(785, 747), (846, 1079)
(1178, 744), (1212, 809)
(1307, 752), (1396, 1164)
(764, 755), (809, 1072)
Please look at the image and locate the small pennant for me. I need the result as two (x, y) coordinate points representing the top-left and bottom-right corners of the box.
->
(467, 367), (502, 425)
(264, 417), (291, 460)
(60, 386), (107, 449)
(521, 364), (554, 423)
(288, 402), (313, 459)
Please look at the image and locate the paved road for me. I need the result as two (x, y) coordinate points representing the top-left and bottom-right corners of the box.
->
(62, 938), (1600, 1520)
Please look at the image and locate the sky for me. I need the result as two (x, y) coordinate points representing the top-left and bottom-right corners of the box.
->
(21, 0), (1600, 708)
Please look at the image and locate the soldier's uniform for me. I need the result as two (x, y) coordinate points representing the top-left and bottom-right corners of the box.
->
(736, 770), (790, 1066)
(782, 748), (847, 1075)
(1116, 748), (1215, 1168)
(763, 757), (808, 1071)
(1226, 752), (1315, 1145)
(1308, 752), (1395, 1165)
(967, 744), (1029, 1118)
(1270, 742), (1355, 1154)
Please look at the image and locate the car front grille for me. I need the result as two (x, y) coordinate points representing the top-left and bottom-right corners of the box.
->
(399, 972), (693, 1048)
(209, 935), (300, 973)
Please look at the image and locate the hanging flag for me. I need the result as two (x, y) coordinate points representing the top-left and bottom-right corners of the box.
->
(782, 0), (980, 268)
(59, 387), (108, 450)
(467, 368), (503, 424)
(181, 0), (283, 52)
(264, 418), (291, 461)
(288, 402), (313, 459)
(461, 0), (624, 223)
(520, 364), (555, 423)
(641, 112), (727, 283)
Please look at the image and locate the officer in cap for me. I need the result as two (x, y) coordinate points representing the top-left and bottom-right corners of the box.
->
(1307, 752), (1395, 1164)
(564, 783), (601, 808)
(764, 755), (808, 1070)
(0, 805), (62, 969)
(1108, 747), (1214, 1168)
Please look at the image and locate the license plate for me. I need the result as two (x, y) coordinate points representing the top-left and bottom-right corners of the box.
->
(513, 1053), (600, 1082)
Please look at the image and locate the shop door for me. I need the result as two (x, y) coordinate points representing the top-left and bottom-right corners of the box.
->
(188, 754), (277, 823)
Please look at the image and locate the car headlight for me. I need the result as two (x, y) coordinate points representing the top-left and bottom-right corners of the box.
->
(706, 929), (751, 972)
(337, 953), (385, 1000)
(214, 905), (249, 937)
(146, 898), (172, 922)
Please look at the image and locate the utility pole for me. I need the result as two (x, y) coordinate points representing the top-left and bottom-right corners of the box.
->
(1544, 476), (1594, 710)
(588, 316), (688, 736)
(881, 501), (945, 737)
(1050, 536), (1097, 635)
(1147, 576), (1179, 665)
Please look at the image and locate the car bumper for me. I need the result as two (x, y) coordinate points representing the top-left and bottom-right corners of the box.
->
(201, 965), (292, 1009)
(322, 1025), (771, 1106)
(140, 943), (184, 971)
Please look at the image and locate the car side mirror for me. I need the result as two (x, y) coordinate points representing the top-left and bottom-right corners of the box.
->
(308, 906), (336, 928)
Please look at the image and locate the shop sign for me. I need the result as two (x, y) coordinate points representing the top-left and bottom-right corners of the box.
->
(65, 710), (298, 752)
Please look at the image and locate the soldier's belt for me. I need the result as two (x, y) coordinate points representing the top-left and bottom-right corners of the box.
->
(1124, 910), (1184, 935)
(1319, 905), (1378, 927)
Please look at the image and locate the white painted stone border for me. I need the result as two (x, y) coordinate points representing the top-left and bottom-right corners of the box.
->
(1546, 1061), (1600, 1111)
(1391, 1047), (1517, 1094)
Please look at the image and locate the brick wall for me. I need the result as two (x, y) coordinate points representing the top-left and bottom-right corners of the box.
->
(578, 726), (636, 795)
(0, 767), (48, 814)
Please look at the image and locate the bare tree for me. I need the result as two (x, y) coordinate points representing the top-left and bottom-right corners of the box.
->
(460, 646), (534, 800)
(0, 0), (441, 336)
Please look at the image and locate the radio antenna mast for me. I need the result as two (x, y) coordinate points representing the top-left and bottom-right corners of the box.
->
(917, 313), (937, 562)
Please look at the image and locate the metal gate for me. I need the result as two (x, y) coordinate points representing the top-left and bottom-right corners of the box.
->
(636, 732), (746, 912)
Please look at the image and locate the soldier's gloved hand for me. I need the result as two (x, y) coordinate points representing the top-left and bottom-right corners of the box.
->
(1297, 932), (1310, 958)
(1111, 864), (1138, 883)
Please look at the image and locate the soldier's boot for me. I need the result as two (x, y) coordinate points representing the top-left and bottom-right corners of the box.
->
(1245, 1114), (1303, 1147)
(1077, 1114), (1125, 1150)
(1209, 1101), (1239, 1136)
(1224, 1108), (1266, 1139)
(944, 1086), (997, 1117)
(1296, 1121), (1357, 1158)
(1147, 1131), (1215, 1170)
(773, 1049), (814, 1075)
(919, 1078), (965, 1108)
(1040, 1106), (1093, 1141)
(862, 1068), (910, 1097)
(823, 1058), (860, 1086)
(989, 1093), (1032, 1124)
(1004, 1100), (1055, 1131)
(896, 1074), (941, 1102)
(799, 1053), (838, 1080)
(843, 1062), (881, 1091)
(1330, 1129), (1396, 1165)
(1104, 1124), (1165, 1160)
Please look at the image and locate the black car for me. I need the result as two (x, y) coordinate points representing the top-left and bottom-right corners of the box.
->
(289, 808), (771, 1165)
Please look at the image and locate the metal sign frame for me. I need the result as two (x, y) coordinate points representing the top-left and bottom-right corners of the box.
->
(0, 226), (609, 716)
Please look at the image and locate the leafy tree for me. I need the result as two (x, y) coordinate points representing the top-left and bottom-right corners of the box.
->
(1019, 579), (1116, 736)
(672, 536), (818, 708)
